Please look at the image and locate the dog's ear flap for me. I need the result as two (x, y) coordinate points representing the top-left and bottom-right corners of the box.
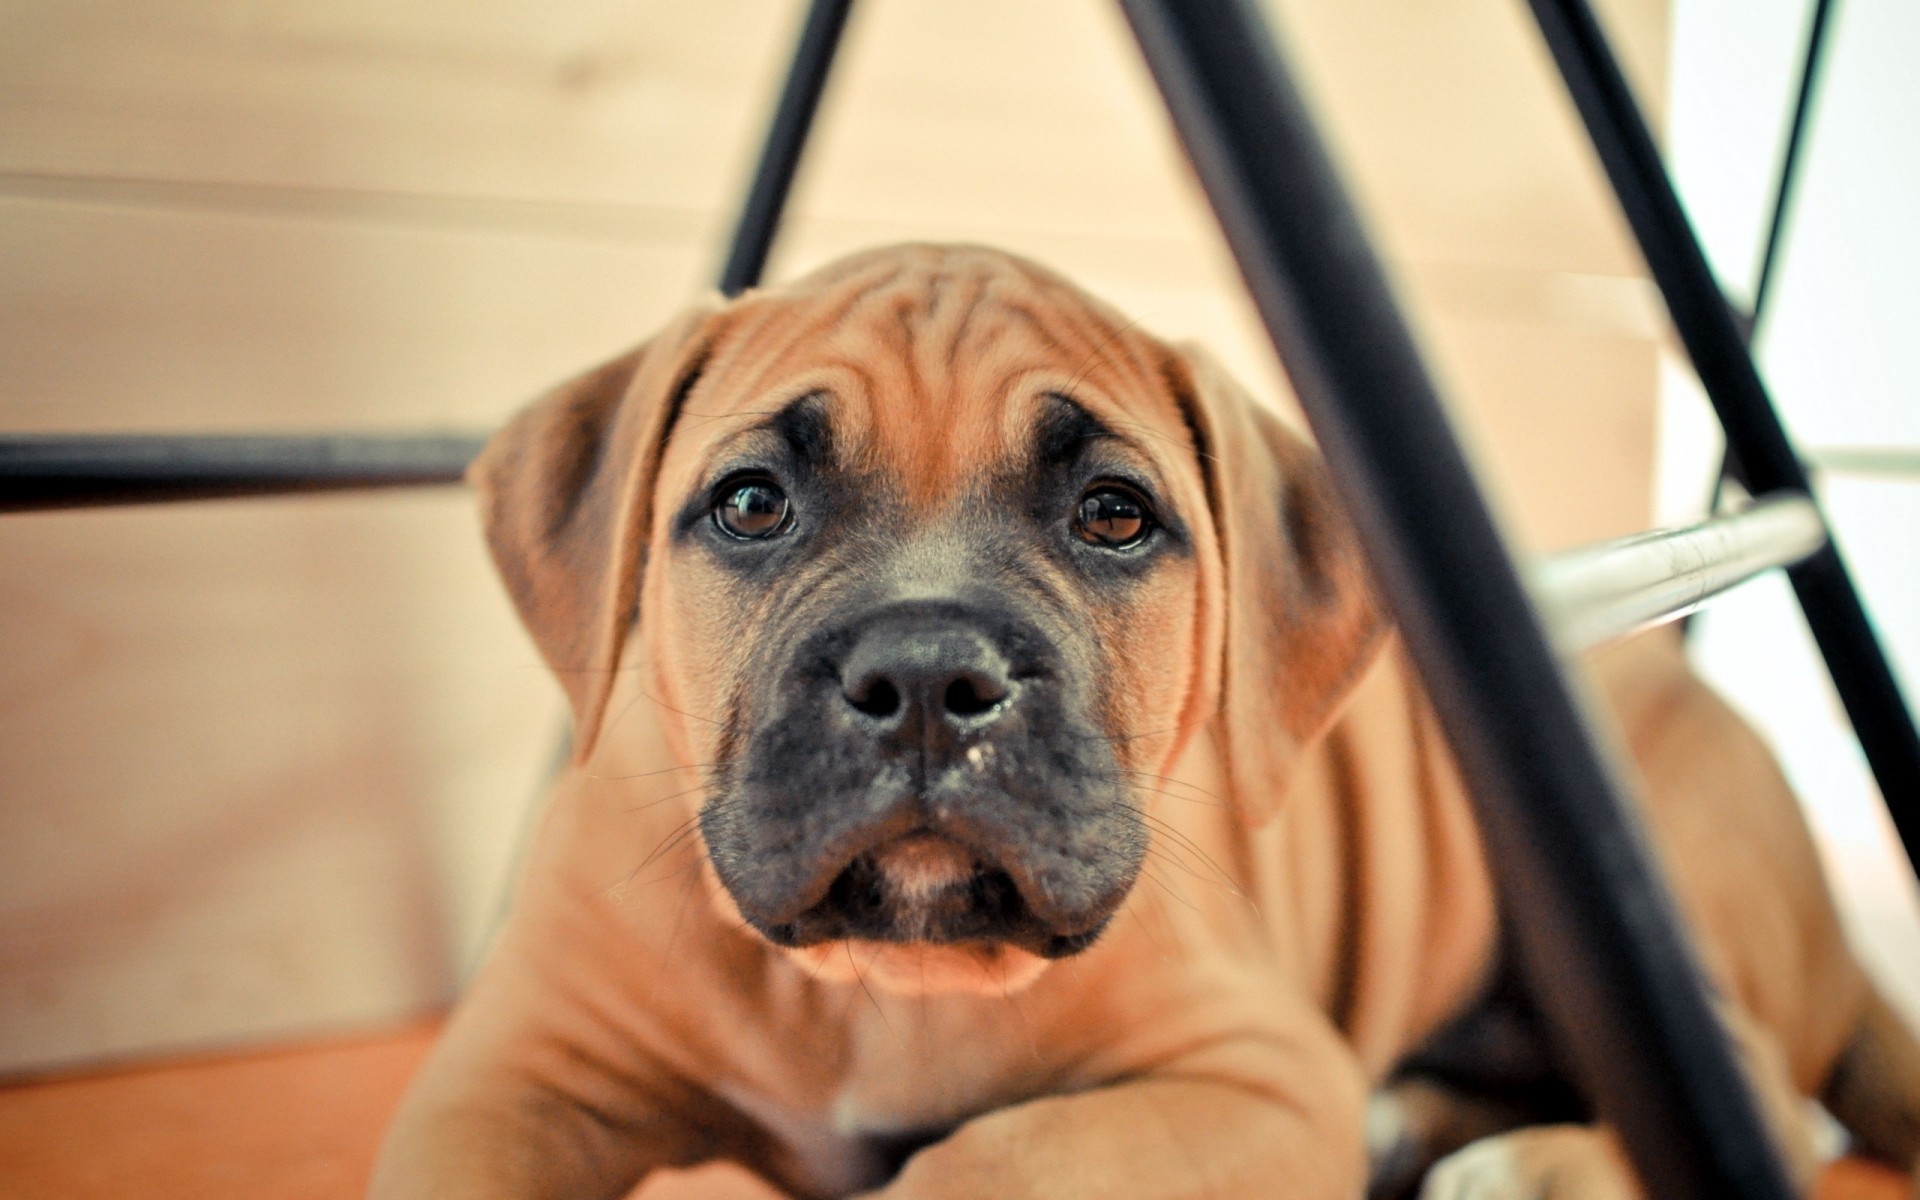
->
(470, 302), (724, 762)
(1168, 345), (1388, 824)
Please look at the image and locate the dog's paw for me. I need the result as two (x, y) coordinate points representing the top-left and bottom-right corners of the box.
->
(1418, 1126), (1640, 1200)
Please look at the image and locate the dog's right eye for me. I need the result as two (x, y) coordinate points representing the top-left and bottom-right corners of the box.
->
(714, 480), (793, 540)
(1074, 485), (1153, 549)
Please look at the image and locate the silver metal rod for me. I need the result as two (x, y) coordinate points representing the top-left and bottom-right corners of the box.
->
(1532, 492), (1827, 654)
(1808, 446), (1920, 479)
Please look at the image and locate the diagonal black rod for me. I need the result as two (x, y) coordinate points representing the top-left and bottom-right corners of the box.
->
(716, 0), (856, 296)
(1696, 0), (1835, 599)
(1117, 0), (1799, 1195)
(1751, 0), (1838, 332)
(1528, 0), (1920, 878)
(0, 433), (485, 513)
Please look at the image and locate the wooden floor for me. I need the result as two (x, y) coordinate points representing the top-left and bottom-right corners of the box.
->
(0, 1023), (436, 1200)
(0, 1023), (1906, 1200)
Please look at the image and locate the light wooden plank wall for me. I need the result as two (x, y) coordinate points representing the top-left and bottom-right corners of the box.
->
(0, 0), (1668, 1075)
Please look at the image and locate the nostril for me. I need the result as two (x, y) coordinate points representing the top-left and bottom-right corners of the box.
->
(847, 677), (901, 719)
(943, 675), (1006, 718)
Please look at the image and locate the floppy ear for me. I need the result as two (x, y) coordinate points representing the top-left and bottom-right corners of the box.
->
(470, 301), (725, 762)
(1168, 345), (1388, 823)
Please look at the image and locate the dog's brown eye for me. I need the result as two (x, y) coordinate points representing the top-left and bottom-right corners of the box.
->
(715, 481), (791, 539)
(1075, 486), (1151, 548)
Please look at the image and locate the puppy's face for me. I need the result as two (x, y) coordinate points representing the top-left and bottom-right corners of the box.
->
(476, 246), (1380, 996)
(640, 258), (1216, 991)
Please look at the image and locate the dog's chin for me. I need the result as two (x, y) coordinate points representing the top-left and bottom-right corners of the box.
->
(785, 939), (1053, 997)
(711, 831), (1122, 994)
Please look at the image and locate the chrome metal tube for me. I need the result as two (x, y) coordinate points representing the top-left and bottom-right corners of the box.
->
(1532, 493), (1826, 654)
(1809, 446), (1920, 478)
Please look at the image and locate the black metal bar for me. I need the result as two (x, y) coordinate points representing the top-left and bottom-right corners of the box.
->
(0, 433), (485, 513)
(1750, 0), (1838, 331)
(1694, 0), (1837, 584)
(1116, 1), (1798, 1196)
(716, 0), (856, 296)
(1528, 0), (1920, 877)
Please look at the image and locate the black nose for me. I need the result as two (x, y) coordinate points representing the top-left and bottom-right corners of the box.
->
(840, 618), (1014, 733)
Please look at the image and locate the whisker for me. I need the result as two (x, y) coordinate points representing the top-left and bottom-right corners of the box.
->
(1121, 877), (1178, 964)
(617, 782), (714, 817)
(1141, 845), (1246, 908)
(607, 853), (704, 901)
(1084, 704), (1223, 748)
(634, 813), (705, 875)
(586, 759), (727, 783)
(1135, 812), (1249, 902)
(544, 659), (657, 678)
(652, 863), (707, 991)
(845, 942), (902, 1050)
(1119, 769), (1228, 808)
(590, 678), (657, 748)
(800, 943), (834, 984)
(638, 687), (727, 729)
(1144, 847), (1255, 922)
(1056, 314), (1148, 404)
(1137, 860), (1202, 915)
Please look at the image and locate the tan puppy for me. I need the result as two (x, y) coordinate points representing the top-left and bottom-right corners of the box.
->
(371, 244), (1920, 1199)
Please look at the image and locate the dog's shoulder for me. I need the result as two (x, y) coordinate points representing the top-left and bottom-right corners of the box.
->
(1254, 640), (1500, 1078)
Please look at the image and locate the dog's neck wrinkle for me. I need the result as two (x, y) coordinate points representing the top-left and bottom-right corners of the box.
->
(1317, 719), (1368, 1039)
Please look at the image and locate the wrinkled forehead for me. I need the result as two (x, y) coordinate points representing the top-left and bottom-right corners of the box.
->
(663, 251), (1197, 503)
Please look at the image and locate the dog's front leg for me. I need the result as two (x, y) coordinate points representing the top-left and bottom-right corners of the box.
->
(368, 1022), (777, 1200)
(861, 1034), (1371, 1200)
(369, 1071), (710, 1200)
(369, 933), (782, 1200)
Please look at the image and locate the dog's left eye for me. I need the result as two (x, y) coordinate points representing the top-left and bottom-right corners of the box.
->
(1075, 485), (1153, 549)
(715, 480), (792, 540)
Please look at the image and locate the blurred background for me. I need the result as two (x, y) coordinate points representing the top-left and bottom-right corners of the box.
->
(0, 0), (1912, 1093)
